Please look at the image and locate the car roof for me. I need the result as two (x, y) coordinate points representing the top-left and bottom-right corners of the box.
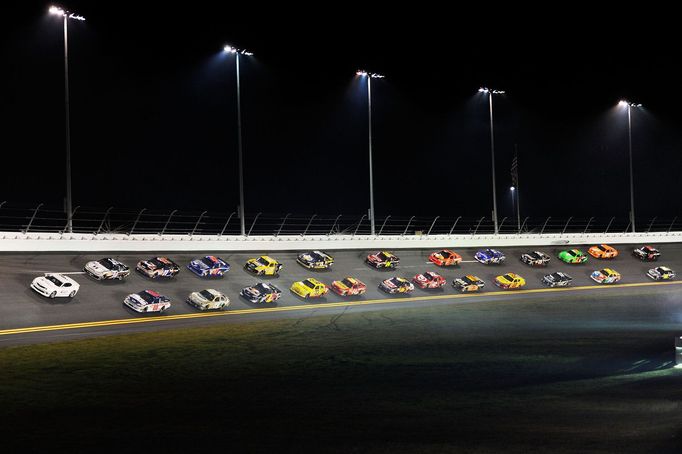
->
(47, 273), (78, 285)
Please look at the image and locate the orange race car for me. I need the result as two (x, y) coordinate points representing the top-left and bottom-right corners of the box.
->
(428, 249), (462, 267)
(588, 244), (619, 259)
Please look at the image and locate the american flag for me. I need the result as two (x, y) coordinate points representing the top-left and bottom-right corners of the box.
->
(511, 151), (519, 187)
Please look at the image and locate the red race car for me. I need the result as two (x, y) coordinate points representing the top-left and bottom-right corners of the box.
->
(330, 277), (367, 296)
(428, 249), (462, 267)
(413, 271), (446, 289)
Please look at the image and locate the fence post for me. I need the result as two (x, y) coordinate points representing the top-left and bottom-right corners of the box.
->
(427, 216), (440, 236)
(449, 216), (462, 235)
(646, 217), (657, 233)
(161, 210), (178, 235)
(402, 216), (415, 236)
(130, 208), (147, 235)
(96, 206), (114, 234)
(583, 217), (594, 234)
(472, 217), (485, 236)
(276, 213), (291, 237)
(540, 216), (551, 235)
(63, 206), (80, 232)
(353, 215), (367, 236)
(0, 201), (5, 210)
(191, 211), (207, 236)
(518, 217), (529, 234)
(24, 203), (43, 233)
(624, 219), (631, 233)
(668, 216), (677, 233)
(328, 214), (342, 236)
(302, 214), (317, 237)
(604, 216), (615, 234)
(561, 216), (573, 235)
(247, 212), (262, 237)
(220, 212), (236, 236)
(498, 216), (508, 232)
(378, 215), (391, 235)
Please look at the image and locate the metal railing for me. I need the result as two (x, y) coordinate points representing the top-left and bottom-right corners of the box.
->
(0, 202), (679, 237)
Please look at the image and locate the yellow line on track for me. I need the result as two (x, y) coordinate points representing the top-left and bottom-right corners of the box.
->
(1, 280), (681, 337)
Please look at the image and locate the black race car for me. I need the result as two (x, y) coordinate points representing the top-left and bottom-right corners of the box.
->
(542, 272), (573, 287)
(633, 245), (660, 261)
(239, 282), (283, 304)
(521, 251), (550, 267)
(296, 250), (334, 270)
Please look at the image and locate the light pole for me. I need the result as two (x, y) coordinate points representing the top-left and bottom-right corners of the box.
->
(510, 186), (520, 231)
(479, 87), (505, 234)
(223, 45), (253, 236)
(619, 100), (642, 233)
(357, 70), (384, 236)
(49, 6), (85, 233)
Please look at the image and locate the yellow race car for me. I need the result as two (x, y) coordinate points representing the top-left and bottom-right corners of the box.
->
(290, 278), (329, 299)
(244, 256), (283, 276)
(494, 272), (526, 289)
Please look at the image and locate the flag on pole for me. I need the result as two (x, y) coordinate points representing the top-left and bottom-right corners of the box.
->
(511, 152), (519, 187)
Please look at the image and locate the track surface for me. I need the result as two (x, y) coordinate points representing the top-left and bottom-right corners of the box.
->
(1, 243), (679, 345)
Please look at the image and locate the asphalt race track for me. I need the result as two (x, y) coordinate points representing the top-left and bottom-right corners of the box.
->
(1, 243), (681, 346)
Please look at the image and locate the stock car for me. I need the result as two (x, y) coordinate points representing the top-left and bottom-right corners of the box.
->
(590, 268), (621, 284)
(240, 282), (283, 303)
(123, 290), (171, 313)
(588, 244), (619, 259)
(83, 257), (130, 280)
(413, 271), (447, 289)
(428, 249), (462, 267)
(634, 245), (660, 261)
(520, 251), (550, 267)
(542, 272), (574, 287)
(30, 273), (80, 298)
(558, 249), (588, 264)
(244, 256), (283, 276)
(297, 251), (334, 270)
(136, 257), (180, 278)
(452, 275), (485, 292)
(647, 266), (675, 281)
(494, 272), (526, 290)
(379, 277), (414, 294)
(366, 251), (400, 269)
(290, 278), (329, 299)
(330, 277), (367, 296)
(187, 255), (230, 277)
(474, 249), (505, 265)
(186, 289), (230, 310)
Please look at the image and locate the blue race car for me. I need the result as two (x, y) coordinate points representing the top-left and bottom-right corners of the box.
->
(187, 255), (230, 277)
(474, 249), (506, 265)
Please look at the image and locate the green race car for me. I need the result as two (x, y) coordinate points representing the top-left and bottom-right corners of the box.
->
(558, 249), (588, 264)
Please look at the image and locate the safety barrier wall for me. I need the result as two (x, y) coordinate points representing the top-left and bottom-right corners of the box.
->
(2, 231), (682, 252)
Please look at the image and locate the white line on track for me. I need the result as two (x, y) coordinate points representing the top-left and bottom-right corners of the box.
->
(29, 271), (87, 275)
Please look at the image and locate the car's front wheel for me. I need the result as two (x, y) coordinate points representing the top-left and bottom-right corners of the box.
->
(69, 291), (76, 298)
(49, 291), (56, 299)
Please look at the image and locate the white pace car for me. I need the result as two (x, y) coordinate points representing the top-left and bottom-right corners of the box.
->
(84, 257), (130, 280)
(124, 290), (171, 313)
(186, 289), (230, 311)
(30, 273), (80, 298)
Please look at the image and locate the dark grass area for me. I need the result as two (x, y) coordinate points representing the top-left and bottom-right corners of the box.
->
(1, 291), (682, 453)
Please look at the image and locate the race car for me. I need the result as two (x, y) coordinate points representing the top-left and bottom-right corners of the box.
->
(290, 278), (329, 299)
(83, 257), (130, 280)
(123, 290), (171, 313)
(647, 266), (675, 281)
(452, 275), (485, 292)
(330, 277), (367, 296)
(186, 289), (230, 310)
(588, 244), (619, 259)
(412, 271), (447, 289)
(366, 251), (400, 269)
(244, 256), (283, 276)
(558, 249), (588, 264)
(474, 249), (505, 265)
(633, 245), (660, 261)
(136, 257), (180, 278)
(296, 250), (334, 270)
(542, 272), (573, 287)
(240, 282), (283, 304)
(379, 277), (414, 294)
(30, 273), (80, 298)
(520, 251), (550, 267)
(590, 268), (621, 284)
(428, 249), (462, 267)
(187, 255), (230, 277)
(494, 272), (526, 290)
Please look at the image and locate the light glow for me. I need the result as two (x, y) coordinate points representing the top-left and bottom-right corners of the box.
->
(510, 186), (515, 191)
(223, 45), (253, 56)
(49, 6), (85, 20)
(619, 99), (642, 108)
(356, 69), (384, 79)
(479, 87), (505, 94)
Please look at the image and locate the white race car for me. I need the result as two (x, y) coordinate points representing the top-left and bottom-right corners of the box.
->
(30, 273), (80, 298)
(124, 290), (171, 313)
(186, 289), (230, 311)
(84, 257), (130, 280)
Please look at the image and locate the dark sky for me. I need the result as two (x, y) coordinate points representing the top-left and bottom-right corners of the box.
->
(1, 3), (681, 222)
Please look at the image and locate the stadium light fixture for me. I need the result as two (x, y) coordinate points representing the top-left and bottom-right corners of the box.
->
(479, 87), (506, 234)
(619, 99), (643, 232)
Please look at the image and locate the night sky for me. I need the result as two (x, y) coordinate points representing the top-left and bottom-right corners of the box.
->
(1, 3), (680, 220)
